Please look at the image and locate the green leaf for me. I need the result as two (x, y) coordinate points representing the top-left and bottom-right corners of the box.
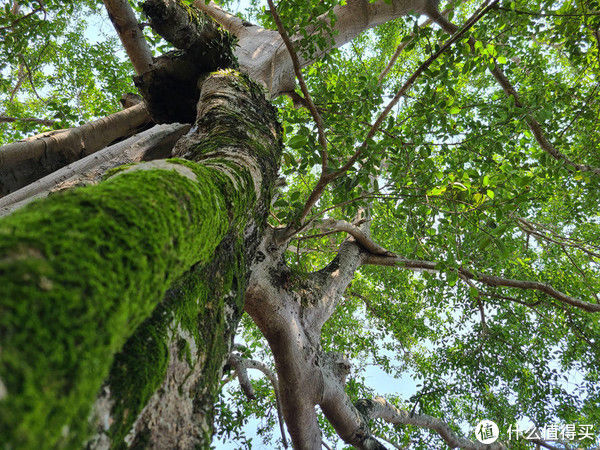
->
(288, 135), (307, 149)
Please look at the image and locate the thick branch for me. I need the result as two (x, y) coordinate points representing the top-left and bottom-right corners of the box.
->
(319, 358), (387, 450)
(0, 103), (151, 196)
(363, 255), (600, 313)
(102, 0), (154, 74)
(142, 0), (230, 55)
(0, 123), (189, 217)
(316, 218), (395, 257)
(196, 0), (434, 96)
(137, 0), (236, 123)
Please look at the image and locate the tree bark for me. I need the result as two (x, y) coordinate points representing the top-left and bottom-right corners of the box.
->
(102, 0), (154, 75)
(196, 0), (431, 97)
(0, 70), (282, 449)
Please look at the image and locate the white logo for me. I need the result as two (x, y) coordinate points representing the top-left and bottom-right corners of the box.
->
(475, 420), (499, 444)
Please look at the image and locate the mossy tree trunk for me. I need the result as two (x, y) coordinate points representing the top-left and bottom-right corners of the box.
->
(0, 69), (281, 448)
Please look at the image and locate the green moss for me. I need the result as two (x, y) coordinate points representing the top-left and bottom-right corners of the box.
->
(0, 161), (242, 448)
(0, 68), (282, 449)
(102, 163), (136, 180)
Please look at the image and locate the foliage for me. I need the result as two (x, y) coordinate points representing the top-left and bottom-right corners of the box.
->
(2, 0), (600, 448)
(0, 0), (134, 143)
(218, 0), (600, 448)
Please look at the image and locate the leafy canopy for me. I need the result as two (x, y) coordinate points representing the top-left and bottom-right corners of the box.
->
(2, 0), (600, 448)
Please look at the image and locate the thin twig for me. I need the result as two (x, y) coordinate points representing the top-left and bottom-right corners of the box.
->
(227, 354), (288, 448)
(18, 54), (42, 100)
(430, 9), (600, 175)
(364, 254), (600, 313)
(0, 6), (44, 31)
(336, 0), (499, 178)
(267, 0), (328, 171)
(378, 5), (454, 83)
(0, 115), (55, 126)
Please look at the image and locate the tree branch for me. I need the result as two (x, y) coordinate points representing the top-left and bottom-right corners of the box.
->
(17, 53), (42, 100)
(0, 123), (188, 217)
(267, 0), (328, 171)
(0, 5), (45, 31)
(196, 0), (436, 96)
(494, 5), (600, 17)
(516, 217), (600, 259)
(335, 0), (499, 179)
(227, 353), (288, 448)
(293, 0), (498, 230)
(428, 9), (600, 176)
(375, 433), (405, 449)
(363, 255), (600, 313)
(0, 102), (152, 196)
(102, 0), (154, 75)
(378, 4), (455, 83)
(0, 115), (55, 126)
(357, 397), (506, 450)
(316, 218), (396, 257)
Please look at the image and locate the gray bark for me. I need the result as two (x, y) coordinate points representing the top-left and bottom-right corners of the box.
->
(196, 0), (431, 97)
(0, 123), (189, 217)
(0, 103), (151, 196)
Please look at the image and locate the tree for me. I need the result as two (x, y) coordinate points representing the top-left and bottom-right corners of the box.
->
(1, 0), (599, 448)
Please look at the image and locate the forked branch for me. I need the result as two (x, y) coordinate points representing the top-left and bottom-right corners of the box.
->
(293, 0), (498, 229)
(364, 254), (600, 313)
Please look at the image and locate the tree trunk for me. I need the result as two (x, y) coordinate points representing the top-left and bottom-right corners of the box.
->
(0, 70), (282, 449)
